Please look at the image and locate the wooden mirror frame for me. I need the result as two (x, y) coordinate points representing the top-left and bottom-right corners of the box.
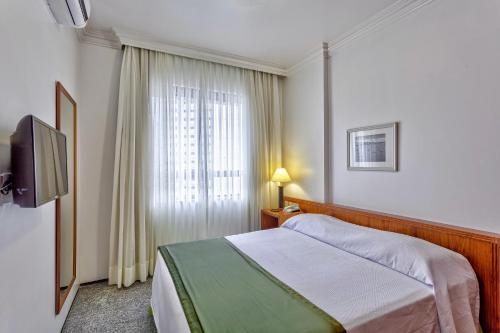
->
(55, 81), (77, 314)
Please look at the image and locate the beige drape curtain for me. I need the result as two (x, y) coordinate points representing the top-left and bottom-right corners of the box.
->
(247, 71), (282, 231)
(108, 47), (153, 287)
(109, 46), (282, 287)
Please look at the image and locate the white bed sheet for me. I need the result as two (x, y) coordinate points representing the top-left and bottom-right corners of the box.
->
(152, 253), (190, 333)
(151, 228), (439, 333)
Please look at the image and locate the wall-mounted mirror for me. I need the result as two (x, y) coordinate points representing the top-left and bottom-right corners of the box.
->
(55, 81), (77, 314)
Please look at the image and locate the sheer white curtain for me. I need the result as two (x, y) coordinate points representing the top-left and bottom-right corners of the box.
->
(150, 52), (251, 245)
(109, 46), (282, 287)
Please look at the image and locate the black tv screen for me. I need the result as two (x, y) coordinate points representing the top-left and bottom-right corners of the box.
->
(11, 115), (68, 207)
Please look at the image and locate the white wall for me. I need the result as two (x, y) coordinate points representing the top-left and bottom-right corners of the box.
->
(331, 0), (500, 233)
(78, 43), (121, 283)
(0, 1), (80, 332)
(283, 55), (325, 202)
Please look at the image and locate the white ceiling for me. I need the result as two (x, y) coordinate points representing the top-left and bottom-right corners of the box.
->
(87, 0), (398, 68)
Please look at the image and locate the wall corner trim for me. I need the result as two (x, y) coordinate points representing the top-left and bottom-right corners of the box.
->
(322, 42), (333, 203)
(76, 27), (121, 49)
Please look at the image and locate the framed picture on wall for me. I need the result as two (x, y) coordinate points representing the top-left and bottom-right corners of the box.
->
(347, 122), (398, 171)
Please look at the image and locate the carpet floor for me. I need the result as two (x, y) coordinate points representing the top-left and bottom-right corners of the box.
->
(62, 279), (157, 333)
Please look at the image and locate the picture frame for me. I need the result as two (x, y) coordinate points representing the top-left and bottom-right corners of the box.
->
(347, 122), (398, 171)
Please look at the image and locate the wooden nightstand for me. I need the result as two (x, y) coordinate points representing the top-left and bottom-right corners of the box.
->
(261, 209), (281, 230)
(260, 209), (302, 230)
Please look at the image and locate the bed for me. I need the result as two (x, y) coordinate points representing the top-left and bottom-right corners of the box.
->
(151, 210), (485, 333)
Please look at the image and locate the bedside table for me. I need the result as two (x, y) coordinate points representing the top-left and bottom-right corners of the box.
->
(260, 209), (302, 230)
(261, 209), (281, 230)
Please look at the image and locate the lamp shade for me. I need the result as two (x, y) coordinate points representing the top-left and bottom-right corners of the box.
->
(271, 168), (291, 183)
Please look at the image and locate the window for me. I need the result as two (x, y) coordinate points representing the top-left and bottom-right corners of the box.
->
(151, 85), (245, 205)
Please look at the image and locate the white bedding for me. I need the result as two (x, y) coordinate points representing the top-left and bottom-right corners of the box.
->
(283, 214), (480, 333)
(151, 214), (479, 333)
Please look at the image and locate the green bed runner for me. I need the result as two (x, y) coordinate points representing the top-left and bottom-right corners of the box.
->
(158, 238), (345, 333)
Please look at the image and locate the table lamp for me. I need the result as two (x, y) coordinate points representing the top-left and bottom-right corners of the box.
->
(271, 167), (291, 210)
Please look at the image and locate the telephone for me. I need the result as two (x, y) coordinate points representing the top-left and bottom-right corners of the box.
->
(283, 204), (300, 213)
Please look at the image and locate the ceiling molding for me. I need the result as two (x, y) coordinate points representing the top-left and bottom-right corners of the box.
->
(328, 0), (435, 52)
(76, 27), (121, 49)
(113, 28), (288, 76)
(77, 26), (287, 76)
(286, 0), (435, 74)
(76, 0), (434, 76)
(286, 48), (323, 76)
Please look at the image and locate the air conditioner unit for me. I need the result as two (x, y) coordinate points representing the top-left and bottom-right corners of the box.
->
(47, 0), (91, 28)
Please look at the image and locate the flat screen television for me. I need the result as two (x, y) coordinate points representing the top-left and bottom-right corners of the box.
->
(11, 115), (68, 207)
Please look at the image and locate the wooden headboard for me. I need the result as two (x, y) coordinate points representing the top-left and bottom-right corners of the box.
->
(284, 196), (500, 333)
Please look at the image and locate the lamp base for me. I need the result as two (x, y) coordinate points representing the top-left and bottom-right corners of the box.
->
(278, 186), (284, 209)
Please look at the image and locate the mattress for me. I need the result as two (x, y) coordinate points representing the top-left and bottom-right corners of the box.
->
(151, 227), (439, 333)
